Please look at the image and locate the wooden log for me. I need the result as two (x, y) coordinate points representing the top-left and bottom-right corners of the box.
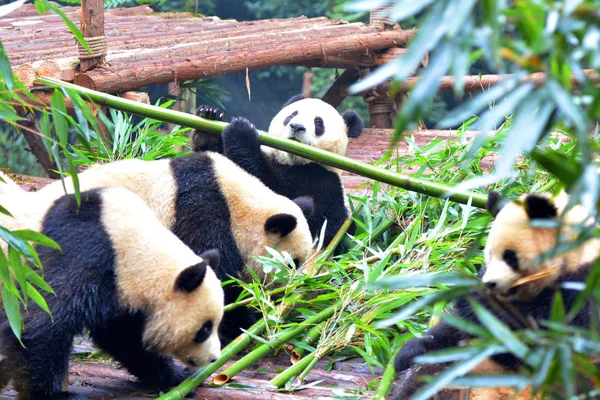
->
(378, 69), (600, 93)
(74, 29), (416, 93)
(321, 69), (359, 108)
(302, 71), (313, 98)
(79, 0), (105, 72)
(120, 91), (150, 104)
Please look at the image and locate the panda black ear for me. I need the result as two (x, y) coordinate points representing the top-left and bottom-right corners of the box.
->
(265, 214), (297, 238)
(342, 110), (363, 138)
(174, 249), (219, 293)
(283, 94), (305, 108)
(175, 262), (207, 293)
(524, 194), (557, 220)
(292, 196), (314, 219)
(487, 191), (503, 218)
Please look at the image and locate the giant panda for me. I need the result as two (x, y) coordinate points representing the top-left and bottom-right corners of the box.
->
(392, 191), (600, 398)
(0, 186), (224, 400)
(0, 171), (20, 195)
(36, 151), (315, 339)
(191, 95), (363, 250)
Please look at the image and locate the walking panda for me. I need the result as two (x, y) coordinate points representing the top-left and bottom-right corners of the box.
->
(36, 152), (314, 339)
(191, 95), (363, 250)
(0, 187), (224, 400)
(393, 191), (600, 397)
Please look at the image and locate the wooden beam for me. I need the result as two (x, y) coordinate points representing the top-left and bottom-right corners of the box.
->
(72, 29), (417, 93)
(321, 69), (359, 108)
(79, 0), (105, 72)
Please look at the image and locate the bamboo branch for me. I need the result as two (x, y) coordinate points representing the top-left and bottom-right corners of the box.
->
(35, 77), (487, 208)
(373, 355), (397, 400)
(212, 300), (344, 385)
(271, 351), (319, 388)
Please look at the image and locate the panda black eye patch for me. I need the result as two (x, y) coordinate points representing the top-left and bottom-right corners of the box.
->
(314, 116), (324, 136)
(502, 249), (519, 271)
(283, 111), (298, 126)
(194, 321), (213, 344)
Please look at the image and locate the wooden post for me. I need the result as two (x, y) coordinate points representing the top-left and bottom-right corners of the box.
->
(321, 69), (359, 108)
(365, 5), (397, 129)
(302, 71), (313, 98)
(79, 0), (106, 72)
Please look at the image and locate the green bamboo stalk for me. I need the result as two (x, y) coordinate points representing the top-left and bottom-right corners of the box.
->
(36, 77), (487, 208)
(157, 319), (266, 400)
(290, 321), (326, 363)
(270, 350), (318, 388)
(373, 354), (397, 400)
(296, 353), (321, 384)
(212, 300), (343, 385)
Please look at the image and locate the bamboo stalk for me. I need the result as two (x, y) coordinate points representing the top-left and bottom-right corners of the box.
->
(373, 354), (397, 400)
(212, 300), (344, 385)
(296, 354), (321, 384)
(271, 351), (318, 388)
(34, 77), (488, 209)
(157, 320), (267, 400)
(290, 321), (326, 363)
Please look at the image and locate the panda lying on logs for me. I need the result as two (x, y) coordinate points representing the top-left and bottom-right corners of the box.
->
(191, 95), (363, 250)
(32, 152), (314, 341)
(0, 187), (224, 400)
(393, 192), (600, 396)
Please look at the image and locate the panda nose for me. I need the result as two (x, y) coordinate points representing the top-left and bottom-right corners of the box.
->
(210, 357), (218, 363)
(290, 123), (306, 134)
(485, 281), (497, 290)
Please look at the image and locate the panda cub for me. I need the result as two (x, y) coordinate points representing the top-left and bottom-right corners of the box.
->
(0, 187), (223, 400)
(394, 191), (599, 375)
(36, 152), (314, 340)
(191, 95), (363, 249)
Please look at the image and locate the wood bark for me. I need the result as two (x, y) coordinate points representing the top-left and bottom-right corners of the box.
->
(378, 69), (600, 93)
(321, 69), (359, 108)
(74, 29), (416, 93)
(79, 0), (105, 72)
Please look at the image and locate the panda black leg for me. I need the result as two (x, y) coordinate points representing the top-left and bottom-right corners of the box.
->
(394, 321), (464, 373)
(89, 314), (191, 391)
(191, 105), (227, 153)
(222, 118), (275, 185)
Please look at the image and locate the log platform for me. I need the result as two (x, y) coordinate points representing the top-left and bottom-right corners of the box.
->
(3, 4), (414, 93)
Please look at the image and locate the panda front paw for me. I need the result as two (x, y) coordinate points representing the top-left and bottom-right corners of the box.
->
(222, 117), (260, 154)
(195, 105), (226, 122)
(162, 365), (194, 388)
(394, 338), (429, 373)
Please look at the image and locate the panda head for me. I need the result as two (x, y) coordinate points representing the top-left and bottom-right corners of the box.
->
(143, 249), (224, 368)
(481, 191), (599, 300)
(263, 94), (363, 168)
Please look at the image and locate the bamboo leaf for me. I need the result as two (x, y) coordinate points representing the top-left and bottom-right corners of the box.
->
(469, 299), (529, 360)
(12, 230), (60, 250)
(25, 283), (51, 316)
(451, 374), (531, 388)
(390, 0), (434, 20)
(558, 343), (575, 398)
(23, 264), (54, 294)
(51, 90), (68, 148)
(0, 41), (13, 92)
(371, 271), (479, 290)
(0, 0), (28, 18)
(0, 250), (19, 298)
(9, 247), (28, 304)
(2, 286), (22, 342)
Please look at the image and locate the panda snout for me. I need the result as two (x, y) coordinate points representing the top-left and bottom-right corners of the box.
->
(290, 123), (306, 134)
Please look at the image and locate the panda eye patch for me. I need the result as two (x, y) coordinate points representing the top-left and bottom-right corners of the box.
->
(314, 117), (324, 136)
(194, 321), (213, 344)
(502, 249), (519, 271)
(283, 111), (298, 126)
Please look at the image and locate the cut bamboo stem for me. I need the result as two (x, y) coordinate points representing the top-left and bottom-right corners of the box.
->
(34, 77), (488, 209)
(296, 354), (321, 384)
(373, 354), (397, 400)
(156, 319), (267, 400)
(290, 321), (326, 364)
(212, 300), (344, 385)
(271, 351), (318, 388)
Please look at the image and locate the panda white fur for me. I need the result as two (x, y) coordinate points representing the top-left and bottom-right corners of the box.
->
(0, 171), (20, 195)
(393, 191), (599, 398)
(192, 94), (363, 250)
(0, 186), (224, 400)
(36, 151), (314, 339)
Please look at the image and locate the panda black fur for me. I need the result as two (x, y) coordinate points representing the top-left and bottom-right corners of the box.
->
(394, 191), (599, 377)
(191, 95), (363, 250)
(0, 187), (224, 400)
(36, 151), (314, 340)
